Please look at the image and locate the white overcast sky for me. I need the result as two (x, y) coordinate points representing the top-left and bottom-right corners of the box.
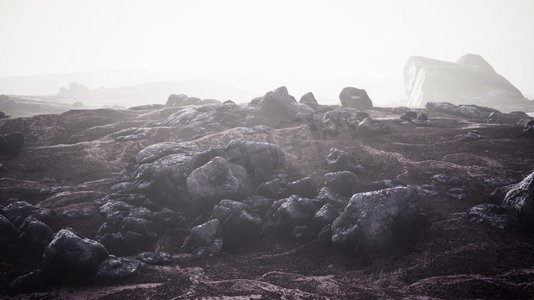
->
(0, 0), (533, 101)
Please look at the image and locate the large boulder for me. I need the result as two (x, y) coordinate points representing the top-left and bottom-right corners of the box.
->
(18, 216), (55, 255)
(267, 195), (321, 233)
(181, 219), (223, 257)
(320, 171), (358, 197)
(166, 94), (188, 106)
(186, 157), (250, 208)
(502, 171), (534, 219)
(257, 86), (313, 125)
(299, 92), (318, 107)
(42, 228), (109, 283)
(211, 199), (262, 243)
(224, 140), (287, 184)
(339, 87), (373, 110)
(325, 148), (363, 174)
(331, 186), (420, 253)
(404, 55), (531, 112)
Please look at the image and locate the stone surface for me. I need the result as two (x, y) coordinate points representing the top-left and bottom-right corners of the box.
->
(339, 87), (373, 109)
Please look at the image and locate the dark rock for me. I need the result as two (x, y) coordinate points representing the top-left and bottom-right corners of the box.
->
(0, 110), (10, 119)
(42, 228), (109, 283)
(257, 86), (313, 125)
(339, 87), (373, 109)
(287, 177), (316, 198)
(267, 195), (321, 233)
(325, 148), (364, 174)
(0, 132), (25, 155)
(181, 219), (223, 257)
(0, 214), (19, 247)
(417, 113), (428, 121)
(354, 117), (389, 137)
(426, 102), (492, 119)
(320, 171), (358, 197)
(186, 157), (250, 208)
(257, 178), (282, 198)
(94, 256), (140, 282)
(315, 187), (348, 208)
(331, 186), (420, 253)
(446, 187), (467, 200)
(313, 204), (339, 229)
(317, 225), (332, 245)
(18, 216), (55, 255)
(502, 171), (534, 219)
(400, 111), (418, 121)
(8, 269), (46, 295)
(468, 203), (516, 230)
(211, 199), (262, 243)
(243, 195), (276, 218)
(1, 201), (55, 226)
(224, 140), (287, 184)
(166, 94), (188, 106)
(97, 232), (131, 256)
(136, 251), (173, 265)
(299, 92), (318, 107)
(120, 217), (158, 241)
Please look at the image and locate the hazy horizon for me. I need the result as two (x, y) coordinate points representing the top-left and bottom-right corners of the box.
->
(1, 0), (533, 105)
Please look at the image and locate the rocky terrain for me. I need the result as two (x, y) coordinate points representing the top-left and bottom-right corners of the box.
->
(1, 86), (534, 299)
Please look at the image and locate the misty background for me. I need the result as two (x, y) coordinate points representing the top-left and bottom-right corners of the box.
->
(1, 0), (533, 107)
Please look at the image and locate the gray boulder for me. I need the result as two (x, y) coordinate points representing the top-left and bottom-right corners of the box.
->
(339, 87), (373, 110)
(325, 148), (363, 174)
(18, 216), (55, 254)
(267, 195), (321, 233)
(354, 117), (389, 137)
(287, 177), (316, 198)
(523, 120), (534, 137)
(187, 157), (250, 207)
(42, 228), (109, 283)
(211, 199), (262, 243)
(320, 171), (358, 197)
(257, 86), (313, 125)
(331, 186), (420, 253)
(181, 219), (223, 257)
(166, 94), (188, 106)
(299, 92), (318, 107)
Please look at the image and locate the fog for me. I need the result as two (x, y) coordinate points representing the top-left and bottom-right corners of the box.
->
(1, 0), (533, 105)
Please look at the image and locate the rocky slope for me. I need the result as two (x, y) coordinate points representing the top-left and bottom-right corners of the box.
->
(1, 87), (534, 299)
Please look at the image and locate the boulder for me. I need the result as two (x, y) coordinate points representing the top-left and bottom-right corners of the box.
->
(313, 203), (339, 229)
(224, 140), (287, 184)
(257, 178), (282, 198)
(320, 171), (358, 197)
(166, 94), (188, 106)
(18, 216), (55, 255)
(267, 195), (321, 233)
(299, 92), (318, 107)
(325, 148), (363, 174)
(354, 117), (389, 137)
(257, 86), (313, 124)
(315, 187), (349, 208)
(502, 171), (534, 219)
(287, 177), (316, 198)
(181, 219), (223, 257)
(186, 157), (250, 208)
(211, 199), (262, 243)
(94, 256), (140, 282)
(404, 55), (530, 112)
(339, 87), (373, 110)
(1, 201), (55, 226)
(42, 228), (109, 283)
(331, 186), (420, 253)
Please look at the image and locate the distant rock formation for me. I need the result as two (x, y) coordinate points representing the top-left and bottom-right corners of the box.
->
(339, 87), (373, 110)
(404, 54), (533, 112)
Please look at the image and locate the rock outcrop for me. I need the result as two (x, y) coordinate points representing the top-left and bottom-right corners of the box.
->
(404, 54), (533, 112)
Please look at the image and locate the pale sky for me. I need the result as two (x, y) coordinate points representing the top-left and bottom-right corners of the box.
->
(0, 0), (533, 103)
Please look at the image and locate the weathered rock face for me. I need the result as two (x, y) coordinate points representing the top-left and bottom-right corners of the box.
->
(331, 186), (420, 253)
(502, 172), (534, 219)
(42, 228), (109, 283)
(404, 55), (532, 112)
(339, 87), (373, 110)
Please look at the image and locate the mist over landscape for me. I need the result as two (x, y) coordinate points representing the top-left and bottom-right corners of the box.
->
(1, 1), (534, 299)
